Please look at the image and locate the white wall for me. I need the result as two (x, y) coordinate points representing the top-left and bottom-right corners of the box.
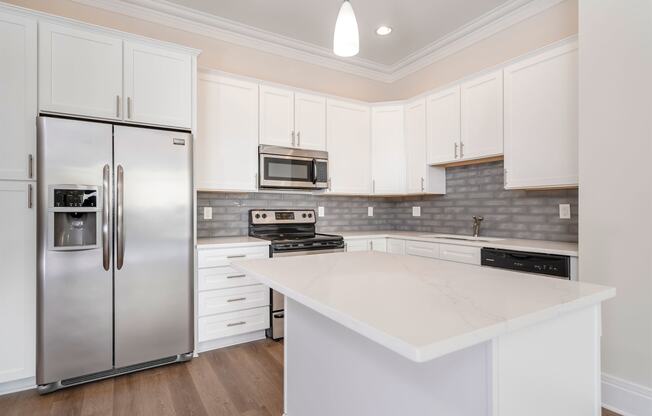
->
(578, 1), (652, 414)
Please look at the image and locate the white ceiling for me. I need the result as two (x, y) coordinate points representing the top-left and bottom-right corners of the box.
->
(163, 0), (512, 66)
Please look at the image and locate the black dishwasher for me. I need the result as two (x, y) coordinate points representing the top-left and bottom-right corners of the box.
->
(481, 248), (571, 279)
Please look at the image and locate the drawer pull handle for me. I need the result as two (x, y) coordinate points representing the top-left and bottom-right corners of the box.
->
(227, 297), (246, 303)
(226, 274), (246, 279)
(227, 254), (246, 259)
(227, 321), (246, 327)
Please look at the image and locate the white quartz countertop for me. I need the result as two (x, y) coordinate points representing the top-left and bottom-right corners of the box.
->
(233, 252), (614, 363)
(196, 236), (270, 249)
(340, 230), (579, 256)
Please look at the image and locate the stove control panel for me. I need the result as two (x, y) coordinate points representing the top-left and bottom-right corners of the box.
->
(250, 209), (316, 225)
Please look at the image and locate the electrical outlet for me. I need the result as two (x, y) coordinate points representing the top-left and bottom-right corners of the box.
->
(368, 207), (374, 217)
(203, 207), (212, 220)
(412, 206), (421, 217)
(559, 204), (571, 219)
(318, 206), (325, 217)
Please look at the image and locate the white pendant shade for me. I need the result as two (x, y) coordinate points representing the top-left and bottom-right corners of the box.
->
(333, 0), (359, 57)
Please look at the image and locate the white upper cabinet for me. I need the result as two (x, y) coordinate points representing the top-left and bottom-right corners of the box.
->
(0, 11), (36, 181)
(123, 41), (192, 128)
(371, 105), (405, 195)
(259, 85), (295, 147)
(196, 74), (259, 191)
(39, 22), (123, 120)
(426, 86), (460, 164)
(404, 99), (427, 193)
(460, 69), (504, 161)
(0, 181), (35, 384)
(504, 42), (578, 189)
(326, 99), (371, 194)
(294, 92), (326, 150)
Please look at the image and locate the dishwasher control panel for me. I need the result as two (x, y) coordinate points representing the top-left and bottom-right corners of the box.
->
(481, 248), (570, 279)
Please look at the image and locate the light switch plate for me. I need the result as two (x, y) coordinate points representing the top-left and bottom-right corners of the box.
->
(559, 204), (571, 219)
(318, 206), (325, 217)
(412, 206), (421, 217)
(368, 207), (374, 217)
(203, 206), (212, 220)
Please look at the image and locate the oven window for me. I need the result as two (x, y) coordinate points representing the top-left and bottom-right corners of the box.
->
(264, 157), (312, 182)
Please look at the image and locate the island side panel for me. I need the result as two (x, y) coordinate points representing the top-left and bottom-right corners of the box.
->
(493, 304), (602, 416)
(285, 298), (492, 416)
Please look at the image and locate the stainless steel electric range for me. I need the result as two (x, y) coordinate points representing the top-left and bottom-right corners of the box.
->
(249, 209), (344, 340)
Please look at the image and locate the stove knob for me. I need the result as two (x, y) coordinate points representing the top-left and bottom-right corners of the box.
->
(302, 213), (307, 218)
(255, 213), (260, 219)
(262, 213), (267, 219)
(308, 213), (313, 218)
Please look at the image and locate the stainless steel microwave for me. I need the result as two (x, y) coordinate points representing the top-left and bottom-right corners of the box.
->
(259, 145), (328, 190)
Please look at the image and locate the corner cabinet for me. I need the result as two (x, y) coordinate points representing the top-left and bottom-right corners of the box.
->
(326, 99), (371, 194)
(196, 73), (259, 191)
(371, 105), (405, 195)
(39, 22), (196, 129)
(0, 181), (36, 384)
(503, 41), (578, 189)
(0, 10), (37, 181)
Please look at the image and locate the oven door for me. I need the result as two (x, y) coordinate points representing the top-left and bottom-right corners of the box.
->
(259, 153), (328, 189)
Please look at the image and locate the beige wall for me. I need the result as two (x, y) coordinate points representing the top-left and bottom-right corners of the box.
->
(4, 0), (577, 102)
(579, 0), (652, 405)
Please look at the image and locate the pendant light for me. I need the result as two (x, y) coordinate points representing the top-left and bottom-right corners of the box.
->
(333, 0), (359, 57)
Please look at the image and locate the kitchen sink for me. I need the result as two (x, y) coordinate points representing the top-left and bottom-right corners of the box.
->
(419, 234), (504, 243)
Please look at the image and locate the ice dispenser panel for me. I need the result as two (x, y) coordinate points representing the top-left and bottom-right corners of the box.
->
(49, 186), (101, 250)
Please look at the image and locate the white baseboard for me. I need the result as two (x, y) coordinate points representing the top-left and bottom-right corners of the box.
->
(197, 330), (267, 353)
(0, 377), (36, 396)
(602, 373), (652, 416)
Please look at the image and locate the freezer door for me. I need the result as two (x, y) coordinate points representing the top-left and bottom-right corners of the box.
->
(37, 117), (113, 384)
(113, 125), (193, 367)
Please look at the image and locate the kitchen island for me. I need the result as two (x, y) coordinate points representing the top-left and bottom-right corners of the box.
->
(233, 252), (615, 416)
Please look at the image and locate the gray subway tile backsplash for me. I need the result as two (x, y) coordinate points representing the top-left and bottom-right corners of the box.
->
(197, 161), (578, 242)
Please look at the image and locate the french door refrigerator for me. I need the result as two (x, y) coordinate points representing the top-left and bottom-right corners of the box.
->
(36, 116), (193, 393)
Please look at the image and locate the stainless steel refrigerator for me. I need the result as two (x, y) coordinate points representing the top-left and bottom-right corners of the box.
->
(36, 116), (193, 393)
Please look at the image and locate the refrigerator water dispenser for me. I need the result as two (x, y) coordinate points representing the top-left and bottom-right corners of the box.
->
(48, 186), (101, 250)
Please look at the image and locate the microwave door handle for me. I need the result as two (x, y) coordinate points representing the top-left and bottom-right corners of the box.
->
(312, 159), (317, 184)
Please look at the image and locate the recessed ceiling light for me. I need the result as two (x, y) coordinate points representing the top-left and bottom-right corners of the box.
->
(376, 26), (392, 36)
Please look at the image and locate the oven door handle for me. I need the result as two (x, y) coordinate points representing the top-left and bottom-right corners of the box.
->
(311, 158), (317, 184)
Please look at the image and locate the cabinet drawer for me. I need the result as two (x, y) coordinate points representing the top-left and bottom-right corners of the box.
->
(405, 240), (440, 259)
(198, 285), (269, 316)
(198, 266), (260, 291)
(439, 244), (481, 265)
(345, 239), (369, 252)
(198, 307), (269, 342)
(198, 246), (269, 268)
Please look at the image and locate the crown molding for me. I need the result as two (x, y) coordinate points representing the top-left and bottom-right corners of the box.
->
(71, 0), (567, 83)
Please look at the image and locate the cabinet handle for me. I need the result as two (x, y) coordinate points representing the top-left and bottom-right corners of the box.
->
(227, 254), (246, 259)
(27, 183), (33, 209)
(227, 297), (246, 303)
(328, 178), (332, 191)
(421, 177), (425, 192)
(116, 95), (121, 118)
(226, 274), (246, 279)
(227, 321), (246, 327)
(28, 154), (33, 179)
(291, 130), (296, 146)
(460, 142), (464, 158)
(370, 240), (373, 250)
(372, 179), (376, 194)
(504, 169), (508, 187)
(297, 131), (301, 147)
(127, 97), (132, 119)
(454, 142), (458, 158)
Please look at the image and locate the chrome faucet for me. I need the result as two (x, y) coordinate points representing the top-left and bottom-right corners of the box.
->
(472, 216), (484, 237)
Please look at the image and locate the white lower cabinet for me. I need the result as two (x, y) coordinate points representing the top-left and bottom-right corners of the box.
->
(196, 245), (270, 351)
(345, 238), (387, 252)
(370, 238), (387, 252)
(438, 244), (481, 265)
(405, 240), (440, 259)
(387, 239), (406, 255)
(0, 181), (35, 384)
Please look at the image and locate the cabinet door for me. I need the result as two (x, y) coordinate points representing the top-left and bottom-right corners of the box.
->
(427, 86), (460, 164)
(504, 42), (578, 189)
(369, 238), (387, 252)
(345, 239), (370, 252)
(0, 12), (36, 181)
(387, 239), (406, 255)
(326, 99), (371, 194)
(294, 92), (326, 150)
(404, 99), (427, 193)
(0, 181), (35, 383)
(196, 74), (259, 191)
(123, 41), (192, 128)
(460, 70), (504, 160)
(259, 85), (294, 147)
(39, 22), (123, 120)
(371, 105), (405, 195)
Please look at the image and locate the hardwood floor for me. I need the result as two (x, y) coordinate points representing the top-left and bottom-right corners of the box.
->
(0, 339), (621, 416)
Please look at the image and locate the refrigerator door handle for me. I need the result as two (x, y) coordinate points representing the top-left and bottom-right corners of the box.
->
(102, 164), (111, 271)
(116, 164), (125, 270)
